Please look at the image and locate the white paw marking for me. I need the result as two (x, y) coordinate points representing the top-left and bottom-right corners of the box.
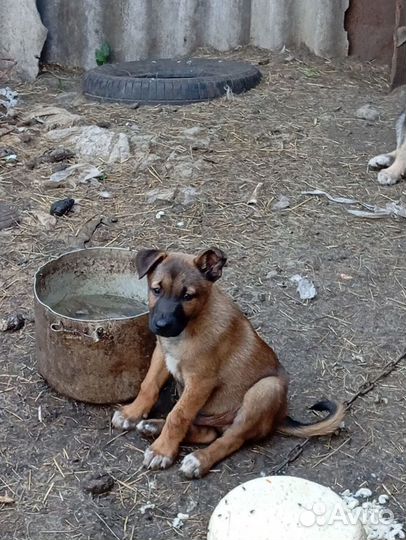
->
(111, 410), (138, 430)
(136, 420), (161, 436)
(368, 154), (393, 170)
(180, 453), (202, 479)
(377, 170), (400, 185)
(143, 447), (174, 470)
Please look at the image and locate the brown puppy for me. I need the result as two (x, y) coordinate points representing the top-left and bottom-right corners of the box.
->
(112, 247), (345, 478)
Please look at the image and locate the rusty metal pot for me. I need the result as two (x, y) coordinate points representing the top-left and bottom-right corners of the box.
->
(34, 247), (155, 404)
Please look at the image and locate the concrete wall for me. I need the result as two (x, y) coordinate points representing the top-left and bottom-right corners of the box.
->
(0, 0), (47, 80)
(37, 0), (349, 70)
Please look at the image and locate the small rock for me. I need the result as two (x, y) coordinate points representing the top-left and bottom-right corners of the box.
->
(140, 503), (155, 514)
(183, 126), (202, 137)
(0, 147), (14, 158)
(355, 488), (372, 498)
(99, 191), (113, 199)
(146, 188), (176, 203)
(0, 203), (20, 230)
(172, 513), (189, 529)
(177, 186), (199, 206)
(356, 104), (379, 121)
(290, 274), (317, 300)
(173, 163), (194, 179)
(82, 473), (114, 496)
(46, 147), (75, 163)
(50, 198), (75, 217)
(0, 313), (25, 332)
(266, 270), (279, 279)
(31, 210), (57, 230)
(272, 195), (290, 210)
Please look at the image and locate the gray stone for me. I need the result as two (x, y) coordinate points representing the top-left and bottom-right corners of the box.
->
(23, 106), (83, 131)
(177, 186), (199, 206)
(0, 0), (47, 80)
(356, 104), (380, 122)
(46, 126), (130, 164)
(146, 188), (176, 203)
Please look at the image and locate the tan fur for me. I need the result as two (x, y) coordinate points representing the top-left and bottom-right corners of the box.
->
(113, 249), (345, 478)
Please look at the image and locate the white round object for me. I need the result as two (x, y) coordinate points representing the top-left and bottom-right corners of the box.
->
(207, 476), (366, 540)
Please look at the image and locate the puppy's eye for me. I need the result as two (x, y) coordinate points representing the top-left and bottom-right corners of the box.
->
(151, 287), (161, 295)
(183, 292), (195, 301)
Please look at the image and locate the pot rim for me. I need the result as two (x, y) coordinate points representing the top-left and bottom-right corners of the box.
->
(34, 246), (150, 323)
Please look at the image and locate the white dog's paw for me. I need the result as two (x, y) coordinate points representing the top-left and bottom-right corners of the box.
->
(180, 453), (203, 479)
(143, 447), (174, 470)
(136, 419), (164, 437)
(368, 154), (394, 170)
(377, 170), (400, 186)
(111, 410), (138, 430)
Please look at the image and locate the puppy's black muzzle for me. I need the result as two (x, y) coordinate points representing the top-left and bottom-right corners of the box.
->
(149, 298), (187, 337)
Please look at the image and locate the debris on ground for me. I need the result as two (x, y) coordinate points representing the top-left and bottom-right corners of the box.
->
(0, 202), (19, 230)
(172, 513), (189, 529)
(155, 210), (165, 219)
(341, 488), (405, 540)
(0, 87), (18, 116)
(46, 125), (130, 163)
(176, 186), (199, 206)
(99, 190), (113, 199)
(0, 313), (25, 332)
(303, 190), (406, 220)
(0, 494), (14, 504)
(82, 473), (114, 496)
(247, 182), (263, 205)
(302, 190), (358, 205)
(346, 202), (406, 219)
(147, 187), (176, 203)
(272, 194), (291, 210)
(182, 126), (210, 148)
(44, 164), (103, 189)
(140, 503), (156, 515)
(27, 147), (75, 169)
(50, 198), (75, 217)
(22, 105), (83, 130)
(356, 104), (380, 121)
(290, 274), (317, 300)
(29, 209), (57, 230)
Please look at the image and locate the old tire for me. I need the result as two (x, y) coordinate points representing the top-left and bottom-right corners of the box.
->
(83, 58), (261, 105)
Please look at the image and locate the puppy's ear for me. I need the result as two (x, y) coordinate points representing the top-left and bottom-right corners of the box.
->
(136, 249), (167, 279)
(194, 247), (227, 282)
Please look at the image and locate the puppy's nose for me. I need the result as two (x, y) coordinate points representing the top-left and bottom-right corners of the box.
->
(155, 319), (170, 330)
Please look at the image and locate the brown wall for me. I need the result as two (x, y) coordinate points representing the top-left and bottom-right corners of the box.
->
(345, 0), (396, 64)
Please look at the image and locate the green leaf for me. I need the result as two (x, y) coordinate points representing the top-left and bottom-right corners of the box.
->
(95, 41), (112, 66)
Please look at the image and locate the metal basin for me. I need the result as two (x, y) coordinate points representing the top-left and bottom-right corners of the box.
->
(34, 247), (155, 404)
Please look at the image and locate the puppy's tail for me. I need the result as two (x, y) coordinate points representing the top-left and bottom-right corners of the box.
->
(277, 400), (345, 438)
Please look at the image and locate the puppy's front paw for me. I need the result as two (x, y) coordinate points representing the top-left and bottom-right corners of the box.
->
(143, 446), (174, 470)
(136, 419), (164, 438)
(368, 154), (394, 170)
(180, 453), (203, 479)
(111, 410), (139, 431)
(377, 170), (400, 185)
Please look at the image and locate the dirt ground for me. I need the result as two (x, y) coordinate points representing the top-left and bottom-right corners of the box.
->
(1, 47), (406, 539)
